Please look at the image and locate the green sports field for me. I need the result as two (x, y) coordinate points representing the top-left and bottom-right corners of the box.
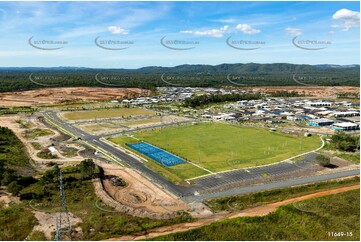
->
(110, 122), (322, 180)
(61, 108), (155, 121)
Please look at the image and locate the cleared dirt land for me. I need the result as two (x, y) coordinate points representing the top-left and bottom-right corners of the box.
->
(61, 108), (156, 121)
(96, 162), (190, 214)
(1, 86), (358, 108)
(247, 86), (359, 98)
(77, 115), (191, 135)
(0, 87), (149, 107)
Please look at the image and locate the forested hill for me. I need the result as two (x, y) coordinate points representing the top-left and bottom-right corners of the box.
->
(0, 63), (359, 92)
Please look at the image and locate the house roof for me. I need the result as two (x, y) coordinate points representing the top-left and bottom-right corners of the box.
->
(309, 118), (334, 123)
(333, 122), (359, 127)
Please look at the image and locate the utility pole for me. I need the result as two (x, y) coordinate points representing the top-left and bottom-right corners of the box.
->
(54, 169), (71, 241)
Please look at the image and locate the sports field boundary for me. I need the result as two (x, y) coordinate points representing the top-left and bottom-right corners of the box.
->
(186, 135), (325, 181)
(106, 133), (214, 175)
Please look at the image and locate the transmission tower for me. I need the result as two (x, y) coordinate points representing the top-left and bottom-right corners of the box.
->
(55, 216), (60, 241)
(54, 169), (71, 241)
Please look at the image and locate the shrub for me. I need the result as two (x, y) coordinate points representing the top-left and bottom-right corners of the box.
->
(7, 181), (23, 196)
(316, 154), (330, 167)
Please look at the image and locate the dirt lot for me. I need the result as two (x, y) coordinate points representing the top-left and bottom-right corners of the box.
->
(0, 188), (20, 208)
(76, 115), (191, 136)
(0, 87), (149, 107)
(31, 211), (82, 240)
(122, 115), (191, 129)
(1, 86), (358, 108)
(77, 123), (127, 136)
(97, 162), (189, 214)
(246, 86), (359, 98)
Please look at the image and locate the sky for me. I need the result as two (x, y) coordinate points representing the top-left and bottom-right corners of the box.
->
(0, 1), (359, 68)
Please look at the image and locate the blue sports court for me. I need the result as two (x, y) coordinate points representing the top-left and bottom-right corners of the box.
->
(127, 142), (185, 167)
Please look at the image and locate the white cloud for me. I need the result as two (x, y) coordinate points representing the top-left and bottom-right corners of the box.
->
(285, 27), (302, 36)
(108, 26), (129, 35)
(213, 18), (236, 23)
(236, 24), (260, 34)
(332, 8), (360, 31)
(333, 8), (359, 20)
(180, 25), (229, 38)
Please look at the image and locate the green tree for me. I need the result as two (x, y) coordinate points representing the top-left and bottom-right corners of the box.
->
(0, 160), (5, 181)
(0, 160), (4, 173)
(79, 159), (96, 180)
(1, 170), (17, 186)
(7, 181), (23, 196)
(39, 165), (60, 185)
(330, 132), (359, 152)
(316, 154), (331, 167)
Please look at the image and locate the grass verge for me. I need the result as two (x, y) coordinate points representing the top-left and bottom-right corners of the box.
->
(205, 176), (360, 212)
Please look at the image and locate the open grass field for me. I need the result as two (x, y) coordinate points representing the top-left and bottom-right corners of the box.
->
(61, 108), (156, 121)
(110, 123), (321, 180)
(335, 153), (360, 164)
(151, 189), (360, 241)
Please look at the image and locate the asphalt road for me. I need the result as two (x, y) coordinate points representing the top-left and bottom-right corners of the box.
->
(193, 169), (360, 201)
(42, 110), (360, 201)
(191, 153), (320, 192)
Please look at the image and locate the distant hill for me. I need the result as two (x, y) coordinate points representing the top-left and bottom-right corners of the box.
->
(0, 63), (359, 92)
(136, 63), (360, 74)
(1, 63), (359, 73)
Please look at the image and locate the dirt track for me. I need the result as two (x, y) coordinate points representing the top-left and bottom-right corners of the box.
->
(95, 162), (189, 216)
(106, 184), (360, 241)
